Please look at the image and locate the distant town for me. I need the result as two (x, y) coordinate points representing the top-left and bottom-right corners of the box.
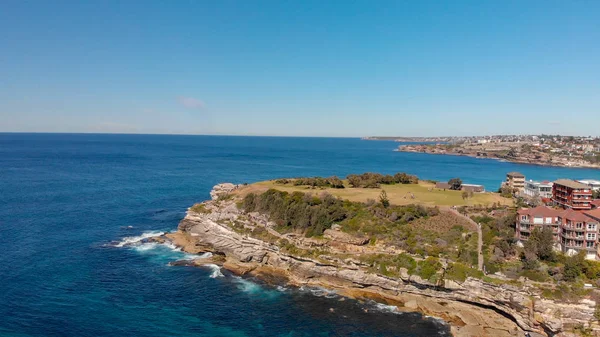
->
(365, 134), (600, 169)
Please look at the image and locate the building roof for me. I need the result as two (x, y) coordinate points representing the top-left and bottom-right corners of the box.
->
(507, 172), (524, 178)
(592, 200), (600, 208)
(584, 209), (600, 221)
(525, 180), (553, 187)
(559, 208), (596, 222)
(578, 179), (600, 185)
(553, 179), (590, 189)
(518, 206), (561, 217)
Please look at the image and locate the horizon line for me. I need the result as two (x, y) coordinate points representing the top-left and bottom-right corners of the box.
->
(1, 131), (598, 138)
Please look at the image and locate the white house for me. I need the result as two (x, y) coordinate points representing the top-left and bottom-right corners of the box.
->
(523, 180), (553, 199)
(578, 180), (600, 191)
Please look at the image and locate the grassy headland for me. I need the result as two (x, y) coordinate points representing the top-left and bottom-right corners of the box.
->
(240, 179), (511, 207)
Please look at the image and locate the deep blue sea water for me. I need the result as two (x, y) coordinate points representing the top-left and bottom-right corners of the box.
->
(1, 133), (599, 337)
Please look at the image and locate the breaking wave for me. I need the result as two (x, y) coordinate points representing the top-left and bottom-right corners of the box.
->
(112, 230), (202, 262)
(299, 286), (338, 299)
(114, 231), (165, 247)
(204, 264), (224, 278)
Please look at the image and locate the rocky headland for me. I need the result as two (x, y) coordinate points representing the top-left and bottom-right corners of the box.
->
(158, 183), (600, 337)
(398, 144), (600, 169)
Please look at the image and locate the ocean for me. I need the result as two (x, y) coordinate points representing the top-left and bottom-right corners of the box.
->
(1, 133), (598, 337)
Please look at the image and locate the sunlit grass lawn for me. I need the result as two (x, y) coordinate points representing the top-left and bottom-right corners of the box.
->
(238, 180), (513, 207)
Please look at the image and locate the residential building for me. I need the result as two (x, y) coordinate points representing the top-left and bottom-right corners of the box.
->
(578, 179), (600, 191)
(560, 209), (600, 259)
(516, 206), (561, 243)
(552, 179), (593, 210)
(461, 184), (485, 193)
(515, 206), (600, 259)
(523, 180), (553, 199)
(505, 172), (525, 191)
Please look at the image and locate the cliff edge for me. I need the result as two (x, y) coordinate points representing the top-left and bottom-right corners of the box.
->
(164, 184), (600, 337)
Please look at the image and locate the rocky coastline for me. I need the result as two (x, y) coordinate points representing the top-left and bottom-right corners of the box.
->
(397, 144), (600, 169)
(159, 184), (600, 337)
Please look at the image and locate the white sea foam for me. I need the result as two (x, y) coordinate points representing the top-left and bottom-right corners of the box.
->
(301, 286), (338, 298)
(373, 303), (400, 314)
(233, 276), (262, 294)
(134, 242), (160, 252)
(114, 230), (211, 263)
(114, 231), (165, 247)
(204, 264), (224, 278)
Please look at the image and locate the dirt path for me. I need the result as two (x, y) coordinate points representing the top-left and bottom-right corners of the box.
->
(446, 207), (484, 271)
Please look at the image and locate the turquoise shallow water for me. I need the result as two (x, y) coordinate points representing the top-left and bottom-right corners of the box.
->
(1, 133), (598, 337)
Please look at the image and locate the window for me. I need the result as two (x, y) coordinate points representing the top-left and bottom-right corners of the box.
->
(587, 241), (595, 248)
(588, 223), (597, 230)
(521, 215), (527, 221)
(587, 233), (596, 240)
(576, 222), (583, 229)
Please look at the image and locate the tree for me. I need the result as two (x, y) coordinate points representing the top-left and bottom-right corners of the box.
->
(379, 190), (390, 208)
(593, 190), (600, 199)
(529, 226), (556, 261)
(522, 239), (539, 270)
(563, 251), (586, 281)
(448, 178), (462, 190)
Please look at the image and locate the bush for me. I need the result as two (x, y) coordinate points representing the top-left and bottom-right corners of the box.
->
(241, 189), (347, 237)
(446, 262), (483, 282)
(417, 257), (441, 280)
(190, 203), (210, 214)
(346, 172), (418, 188)
(519, 269), (549, 282)
(290, 176), (346, 189)
(395, 253), (417, 274)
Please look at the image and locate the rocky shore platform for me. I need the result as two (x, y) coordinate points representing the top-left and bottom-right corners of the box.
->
(157, 183), (600, 337)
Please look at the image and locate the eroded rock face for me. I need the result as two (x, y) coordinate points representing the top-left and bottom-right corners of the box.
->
(175, 184), (600, 337)
(209, 183), (239, 200)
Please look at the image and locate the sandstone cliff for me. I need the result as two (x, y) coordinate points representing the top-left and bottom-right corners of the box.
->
(168, 184), (600, 337)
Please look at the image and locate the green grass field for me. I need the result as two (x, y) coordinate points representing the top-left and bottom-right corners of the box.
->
(238, 180), (513, 207)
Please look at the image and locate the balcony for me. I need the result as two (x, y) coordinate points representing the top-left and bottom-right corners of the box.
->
(561, 233), (585, 239)
(519, 220), (559, 226)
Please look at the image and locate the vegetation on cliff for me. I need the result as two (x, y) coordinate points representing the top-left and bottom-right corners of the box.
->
(238, 175), (600, 304)
(241, 188), (440, 237)
(275, 172), (419, 189)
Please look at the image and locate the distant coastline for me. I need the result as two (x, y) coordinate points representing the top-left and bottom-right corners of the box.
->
(396, 144), (600, 169)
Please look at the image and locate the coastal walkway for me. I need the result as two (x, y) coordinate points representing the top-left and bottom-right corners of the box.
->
(447, 208), (484, 271)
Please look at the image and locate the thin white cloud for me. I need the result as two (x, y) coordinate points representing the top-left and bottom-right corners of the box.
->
(178, 96), (205, 109)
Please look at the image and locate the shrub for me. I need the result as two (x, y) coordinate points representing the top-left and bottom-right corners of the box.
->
(346, 172), (418, 188)
(417, 257), (441, 280)
(240, 189), (347, 237)
(290, 176), (345, 189)
(190, 203), (210, 214)
(395, 253), (417, 274)
(446, 262), (483, 282)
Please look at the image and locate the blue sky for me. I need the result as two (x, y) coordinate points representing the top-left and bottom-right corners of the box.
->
(1, 1), (599, 137)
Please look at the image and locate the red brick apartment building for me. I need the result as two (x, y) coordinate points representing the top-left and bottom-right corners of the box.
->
(516, 207), (600, 259)
(516, 206), (561, 243)
(552, 179), (593, 210)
